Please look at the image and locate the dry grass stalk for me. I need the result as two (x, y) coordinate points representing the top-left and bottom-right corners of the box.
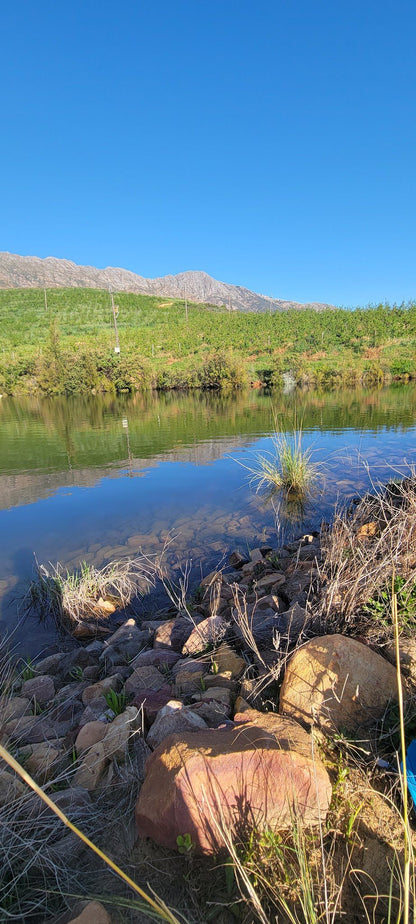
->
(317, 472), (416, 634)
(0, 741), (186, 924)
(23, 555), (155, 634)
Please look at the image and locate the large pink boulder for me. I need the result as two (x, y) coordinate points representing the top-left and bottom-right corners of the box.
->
(279, 634), (398, 733)
(135, 721), (331, 855)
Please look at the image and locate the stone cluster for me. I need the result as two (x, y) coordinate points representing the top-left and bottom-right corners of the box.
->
(0, 533), (403, 921)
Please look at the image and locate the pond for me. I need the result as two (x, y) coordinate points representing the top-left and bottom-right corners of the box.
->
(1, 384), (416, 654)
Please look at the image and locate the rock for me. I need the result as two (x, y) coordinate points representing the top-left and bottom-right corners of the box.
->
(233, 695), (251, 713)
(279, 602), (308, 637)
(146, 700), (208, 750)
(234, 708), (315, 757)
(22, 674), (55, 705)
(228, 550), (248, 569)
(67, 900), (112, 924)
(130, 648), (180, 671)
(102, 706), (140, 760)
(280, 634), (399, 733)
(356, 521), (379, 540)
(132, 690), (174, 726)
(83, 665), (100, 681)
(74, 741), (108, 790)
(182, 614), (228, 656)
(255, 594), (283, 611)
(190, 700), (233, 727)
(0, 769), (26, 805)
(250, 548), (264, 563)
(78, 698), (109, 727)
(34, 652), (65, 675)
(75, 720), (108, 755)
(283, 571), (317, 600)
(82, 675), (122, 705)
(136, 723), (332, 854)
(102, 618), (149, 663)
(384, 637), (416, 680)
(52, 786), (92, 815)
(255, 572), (286, 592)
(210, 642), (246, 678)
(204, 673), (238, 692)
(174, 668), (206, 695)
(5, 715), (67, 744)
(200, 569), (222, 588)
(153, 617), (194, 651)
(25, 741), (66, 784)
(124, 665), (170, 698)
(194, 686), (233, 710)
(1, 697), (31, 723)
(60, 648), (98, 680)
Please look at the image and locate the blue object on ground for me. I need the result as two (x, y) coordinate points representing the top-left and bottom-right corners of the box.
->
(405, 739), (416, 809)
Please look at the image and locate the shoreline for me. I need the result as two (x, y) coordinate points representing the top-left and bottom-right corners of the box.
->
(2, 474), (416, 921)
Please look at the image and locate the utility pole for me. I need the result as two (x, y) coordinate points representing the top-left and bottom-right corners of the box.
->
(44, 288), (48, 311)
(184, 288), (188, 322)
(110, 290), (120, 354)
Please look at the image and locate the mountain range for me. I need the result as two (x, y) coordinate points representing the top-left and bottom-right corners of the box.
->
(0, 251), (334, 313)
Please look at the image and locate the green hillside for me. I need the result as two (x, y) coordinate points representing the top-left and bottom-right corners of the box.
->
(0, 287), (415, 394)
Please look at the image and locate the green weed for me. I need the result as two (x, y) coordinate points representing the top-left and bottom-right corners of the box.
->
(104, 689), (126, 716)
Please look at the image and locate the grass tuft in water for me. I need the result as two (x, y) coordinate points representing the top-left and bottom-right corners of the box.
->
(247, 430), (319, 499)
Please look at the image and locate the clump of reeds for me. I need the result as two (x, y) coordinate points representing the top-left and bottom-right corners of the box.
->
(246, 430), (320, 500)
(318, 471), (416, 636)
(23, 555), (155, 635)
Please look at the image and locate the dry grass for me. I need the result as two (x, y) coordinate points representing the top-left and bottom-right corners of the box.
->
(317, 471), (416, 637)
(23, 555), (155, 635)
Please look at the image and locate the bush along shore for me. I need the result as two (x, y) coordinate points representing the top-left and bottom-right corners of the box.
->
(1, 476), (416, 922)
(1, 288), (416, 395)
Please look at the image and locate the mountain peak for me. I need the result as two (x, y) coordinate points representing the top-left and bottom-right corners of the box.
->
(0, 252), (334, 313)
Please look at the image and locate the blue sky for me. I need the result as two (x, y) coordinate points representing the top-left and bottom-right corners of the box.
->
(1, 0), (415, 306)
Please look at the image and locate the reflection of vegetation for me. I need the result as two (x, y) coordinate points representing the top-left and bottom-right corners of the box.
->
(0, 288), (415, 395)
(1, 385), (416, 478)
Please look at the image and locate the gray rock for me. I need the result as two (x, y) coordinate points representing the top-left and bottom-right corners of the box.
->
(124, 665), (170, 698)
(130, 648), (180, 671)
(22, 674), (55, 705)
(146, 700), (208, 749)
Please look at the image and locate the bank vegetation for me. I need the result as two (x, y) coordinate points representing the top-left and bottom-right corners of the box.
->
(0, 288), (415, 396)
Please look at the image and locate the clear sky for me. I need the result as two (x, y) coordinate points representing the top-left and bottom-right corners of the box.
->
(1, 0), (415, 306)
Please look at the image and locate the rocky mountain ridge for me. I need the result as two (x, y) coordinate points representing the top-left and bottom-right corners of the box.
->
(0, 251), (334, 313)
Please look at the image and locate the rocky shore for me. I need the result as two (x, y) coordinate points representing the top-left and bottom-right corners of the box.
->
(1, 495), (416, 923)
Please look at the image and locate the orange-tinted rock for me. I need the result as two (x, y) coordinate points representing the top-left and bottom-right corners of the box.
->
(279, 634), (398, 733)
(182, 614), (227, 656)
(75, 720), (108, 755)
(68, 901), (112, 924)
(136, 723), (332, 855)
(153, 617), (193, 651)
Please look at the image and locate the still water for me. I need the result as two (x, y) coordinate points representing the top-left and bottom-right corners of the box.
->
(1, 385), (415, 653)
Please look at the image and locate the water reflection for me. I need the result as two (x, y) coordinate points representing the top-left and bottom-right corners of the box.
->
(0, 385), (415, 652)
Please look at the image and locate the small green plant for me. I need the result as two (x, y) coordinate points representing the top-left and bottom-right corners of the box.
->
(20, 657), (35, 681)
(104, 689), (126, 716)
(364, 575), (416, 633)
(69, 665), (84, 681)
(176, 833), (194, 855)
